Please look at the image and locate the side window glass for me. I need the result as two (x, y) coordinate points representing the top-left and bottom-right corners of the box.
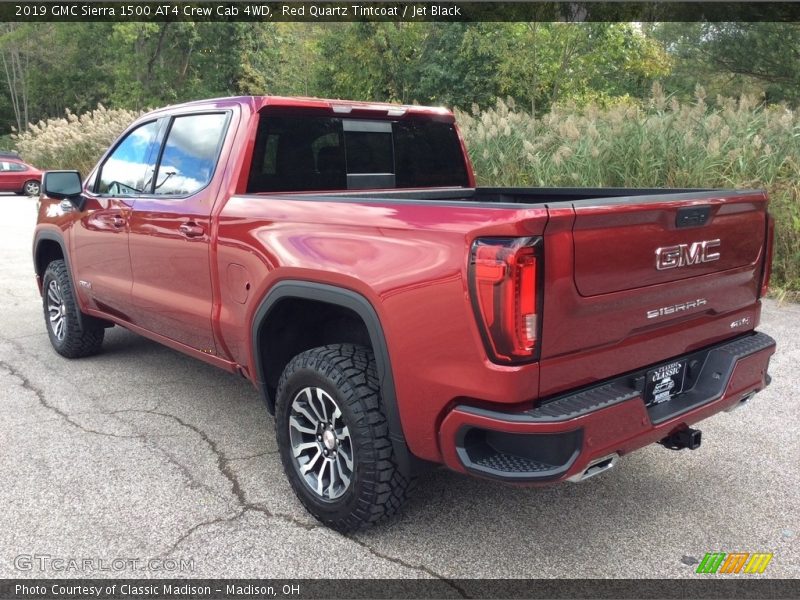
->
(153, 113), (228, 196)
(97, 121), (160, 196)
(9, 162), (27, 172)
(0, 162), (9, 172)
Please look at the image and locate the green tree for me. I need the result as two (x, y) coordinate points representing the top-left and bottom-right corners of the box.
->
(647, 22), (800, 105)
(494, 23), (670, 114)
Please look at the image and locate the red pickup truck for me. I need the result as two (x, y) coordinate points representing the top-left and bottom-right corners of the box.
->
(33, 96), (776, 531)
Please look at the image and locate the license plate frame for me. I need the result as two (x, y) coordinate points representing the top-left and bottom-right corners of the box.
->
(644, 359), (688, 406)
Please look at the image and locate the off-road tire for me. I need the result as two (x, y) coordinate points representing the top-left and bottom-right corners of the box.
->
(275, 343), (414, 532)
(42, 260), (104, 358)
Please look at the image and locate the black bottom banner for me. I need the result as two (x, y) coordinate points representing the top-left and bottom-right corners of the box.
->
(1, 579), (799, 600)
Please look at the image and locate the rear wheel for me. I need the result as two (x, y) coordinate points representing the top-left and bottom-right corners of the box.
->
(42, 260), (104, 358)
(23, 180), (40, 196)
(275, 344), (413, 532)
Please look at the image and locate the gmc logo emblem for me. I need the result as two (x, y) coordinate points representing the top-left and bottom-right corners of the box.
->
(656, 239), (720, 270)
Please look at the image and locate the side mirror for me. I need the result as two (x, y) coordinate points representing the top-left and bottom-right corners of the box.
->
(42, 171), (83, 208)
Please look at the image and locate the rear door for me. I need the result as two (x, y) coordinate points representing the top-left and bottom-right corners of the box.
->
(538, 191), (769, 398)
(5, 161), (29, 190)
(127, 111), (232, 354)
(0, 161), (26, 191)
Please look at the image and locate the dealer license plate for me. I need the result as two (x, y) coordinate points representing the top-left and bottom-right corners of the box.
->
(644, 359), (688, 406)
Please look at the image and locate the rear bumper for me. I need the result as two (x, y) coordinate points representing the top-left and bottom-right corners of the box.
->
(438, 331), (776, 483)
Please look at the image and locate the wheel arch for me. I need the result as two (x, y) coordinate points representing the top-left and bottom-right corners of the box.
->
(251, 281), (412, 469)
(33, 230), (84, 329)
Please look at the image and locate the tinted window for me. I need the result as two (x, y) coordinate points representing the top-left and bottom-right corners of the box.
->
(153, 113), (228, 196)
(345, 132), (393, 173)
(394, 121), (469, 188)
(249, 116), (345, 192)
(247, 114), (469, 193)
(97, 121), (160, 195)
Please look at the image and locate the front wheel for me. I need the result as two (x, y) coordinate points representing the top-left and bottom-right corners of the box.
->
(275, 344), (413, 532)
(23, 180), (40, 196)
(42, 260), (104, 358)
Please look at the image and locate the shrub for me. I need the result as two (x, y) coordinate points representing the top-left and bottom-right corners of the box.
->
(13, 105), (144, 176)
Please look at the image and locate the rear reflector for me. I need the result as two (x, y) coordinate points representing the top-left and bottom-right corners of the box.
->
(469, 237), (542, 364)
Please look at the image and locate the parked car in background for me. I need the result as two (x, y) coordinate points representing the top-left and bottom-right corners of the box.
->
(0, 153), (42, 196)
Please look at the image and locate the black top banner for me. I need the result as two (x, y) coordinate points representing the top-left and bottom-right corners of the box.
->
(4, 1), (800, 23)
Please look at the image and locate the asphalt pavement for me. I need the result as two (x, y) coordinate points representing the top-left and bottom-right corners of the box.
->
(0, 195), (797, 581)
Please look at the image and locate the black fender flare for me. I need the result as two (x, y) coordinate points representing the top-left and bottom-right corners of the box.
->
(33, 230), (84, 330)
(251, 280), (412, 470)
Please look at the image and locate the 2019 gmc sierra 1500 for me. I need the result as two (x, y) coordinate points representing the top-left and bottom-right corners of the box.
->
(33, 96), (776, 531)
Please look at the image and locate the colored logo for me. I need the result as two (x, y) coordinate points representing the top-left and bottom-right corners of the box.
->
(696, 552), (773, 574)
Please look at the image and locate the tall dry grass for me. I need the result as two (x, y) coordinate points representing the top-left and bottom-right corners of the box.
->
(457, 85), (800, 293)
(13, 105), (144, 176)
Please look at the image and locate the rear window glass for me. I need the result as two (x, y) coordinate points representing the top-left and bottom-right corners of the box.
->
(247, 114), (469, 193)
(345, 131), (393, 174)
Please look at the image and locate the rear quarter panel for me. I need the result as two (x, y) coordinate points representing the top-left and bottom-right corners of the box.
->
(215, 196), (549, 461)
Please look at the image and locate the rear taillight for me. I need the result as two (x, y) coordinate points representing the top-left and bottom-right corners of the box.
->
(759, 214), (775, 298)
(469, 237), (542, 364)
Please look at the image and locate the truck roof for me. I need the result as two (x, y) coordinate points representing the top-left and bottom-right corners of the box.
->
(144, 95), (455, 121)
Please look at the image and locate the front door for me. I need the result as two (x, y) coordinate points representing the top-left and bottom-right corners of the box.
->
(71, 119), (163, 318)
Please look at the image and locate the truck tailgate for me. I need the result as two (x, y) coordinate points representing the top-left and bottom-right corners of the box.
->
(571, 191), (766, 296)
(538, 190), (770, 398)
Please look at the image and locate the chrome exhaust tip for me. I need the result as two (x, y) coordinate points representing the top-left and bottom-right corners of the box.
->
(567, 453), (619, 483)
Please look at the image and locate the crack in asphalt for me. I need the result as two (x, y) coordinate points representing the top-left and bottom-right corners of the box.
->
(346, 536), (470, 597)
(158, 511), (247, 560)
(110, 409), (256, 507)
(0, 351), (463, 588)
(113, 409), (463, 589)
(145, 440), (227, 498)
(226, 450), (280, 461)
(0, 359), (144, 439)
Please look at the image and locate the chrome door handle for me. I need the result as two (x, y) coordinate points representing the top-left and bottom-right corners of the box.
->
(179, 222), (204, 238)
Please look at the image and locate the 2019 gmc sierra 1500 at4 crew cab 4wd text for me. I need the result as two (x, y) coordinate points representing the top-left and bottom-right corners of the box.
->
(33, 96), (776, 531)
